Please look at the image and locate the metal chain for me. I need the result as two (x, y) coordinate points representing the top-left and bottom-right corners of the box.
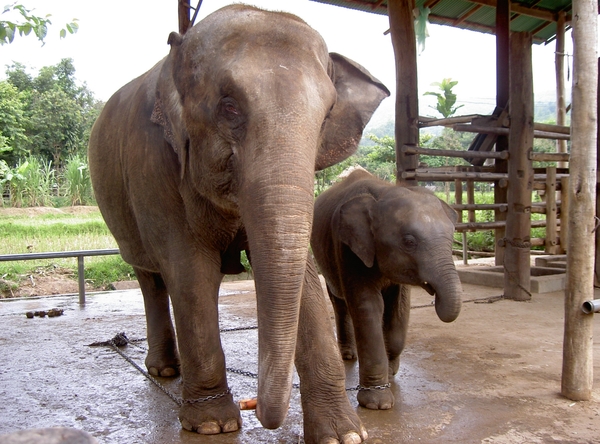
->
(92, 333), (231, 407)
(350, 383), (391, 392)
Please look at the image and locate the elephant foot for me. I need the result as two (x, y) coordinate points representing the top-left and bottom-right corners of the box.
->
(338, 343), (357, 361)
(145, 350), (180, 377)
(302, 398), (367, 444)
(388, 356), (400, 377)
(179, 393), (242, 435)
(357, 386), (394, 410)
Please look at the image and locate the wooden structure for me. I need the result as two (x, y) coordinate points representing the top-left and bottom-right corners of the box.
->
(179, 0), (597, 403)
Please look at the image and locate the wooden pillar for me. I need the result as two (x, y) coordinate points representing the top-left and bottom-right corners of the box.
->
(503, 32), (533, 301)
(178, 0), (191, 35)
(560, 176), (570, 250)
(596, 58), (600, 286)
(545, 167), (560, 254)
(562, 0), (598, 402)
(388, 0), (419, 185)
(556, 11), (568, 169)
(455, 179), (468, 264)
(494, 0), (510, 266)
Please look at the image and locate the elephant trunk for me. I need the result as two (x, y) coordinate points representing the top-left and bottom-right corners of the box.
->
(238, 138), (316, 429)
(428, 261), (463, 323)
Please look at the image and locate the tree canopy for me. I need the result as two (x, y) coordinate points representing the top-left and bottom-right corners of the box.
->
(0, 58), (102, 166)
(0, 3), (78, 45)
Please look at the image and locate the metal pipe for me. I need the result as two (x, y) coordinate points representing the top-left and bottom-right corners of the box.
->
(78, 256), (85, 305)
(581, 299), (600, 314)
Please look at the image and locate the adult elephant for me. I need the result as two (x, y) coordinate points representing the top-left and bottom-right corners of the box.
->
(311, 169), (462, 410)
(88, 5), (389, 444)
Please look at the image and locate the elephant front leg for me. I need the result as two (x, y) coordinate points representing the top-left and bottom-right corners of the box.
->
(328, 285), (357, 360)
(136, 268), (180, 377)
(296, 256), (367, 443)
(383, 284), (411, 378)
(346, 285), (395, 410)
(168, 260), (242, 435)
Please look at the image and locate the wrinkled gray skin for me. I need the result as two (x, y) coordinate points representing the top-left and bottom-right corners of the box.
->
(311, 169), (462, 410)
(88, 5), (389, 444)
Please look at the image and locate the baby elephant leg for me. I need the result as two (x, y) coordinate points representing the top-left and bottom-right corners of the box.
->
(383, 284), (411, 378)
(328, 285), (357, 360)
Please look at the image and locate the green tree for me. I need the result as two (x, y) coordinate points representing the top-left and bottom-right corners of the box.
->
(3, 58), (102, 166)
(0, 80), (29, 162)
(0, 3), (78, 45)
(424, 78), (464, 118)
(28, 88), (83, 165)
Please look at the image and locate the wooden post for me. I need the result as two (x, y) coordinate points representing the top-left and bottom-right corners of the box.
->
(455, 180), (468, 264)
(596, 58), (600, 286)
(388, 0), (419, 185)
(503, 32), (533, 301)
(560, 176), (570, 250)
(467, 180), (475, 229)
(545, 167), (560, 254)
(494, 0), (510, 266)
(178, 0), (191, 35)
(556, 11), (568, 169)
(562, 0), (598, 402)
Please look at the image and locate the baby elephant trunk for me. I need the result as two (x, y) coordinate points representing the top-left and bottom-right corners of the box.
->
(430, 263), (463, 323)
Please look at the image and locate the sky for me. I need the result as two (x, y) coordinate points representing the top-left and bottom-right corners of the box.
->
(0, 0), (573, 127)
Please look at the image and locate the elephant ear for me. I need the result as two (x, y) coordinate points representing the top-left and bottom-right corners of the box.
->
(336, 193), (377, 268)
(151, 32), (189, 179)
(315, 53), (391, 171)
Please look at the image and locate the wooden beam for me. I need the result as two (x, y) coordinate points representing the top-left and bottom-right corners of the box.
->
(495, 0), (510, 266)
(504, 31), (534, 301)
(453, 124), (571, 140)
(562, 0), (598, 403)
(388, 0), (419, 185)
(529, 152), (570, 162)
(401, 145), (509, 160)
(466, 0), (557, 22)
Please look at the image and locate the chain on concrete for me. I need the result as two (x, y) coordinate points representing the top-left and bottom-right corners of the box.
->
(91, 291), (509, 403)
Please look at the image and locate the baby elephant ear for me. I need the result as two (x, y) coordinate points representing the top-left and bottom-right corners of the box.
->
(315, 53), (390, 171)
(336, 194), (377, 268)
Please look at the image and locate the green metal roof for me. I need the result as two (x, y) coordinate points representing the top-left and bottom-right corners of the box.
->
(309, 0), (573, 44)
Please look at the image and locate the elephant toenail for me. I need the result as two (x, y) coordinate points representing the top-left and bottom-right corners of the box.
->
(180, 418), (193, 431)
(342, 431), (364, 444)
(160, 367), (177, 377)
(223, 418), (240, 433)
(198, 421), (221, 434)
(148, 367), (159, 376)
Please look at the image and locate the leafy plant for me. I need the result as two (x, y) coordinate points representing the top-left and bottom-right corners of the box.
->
(0, 3), (78, 45)
(62, 154), (93, 205)
(424, 78), (464, 118)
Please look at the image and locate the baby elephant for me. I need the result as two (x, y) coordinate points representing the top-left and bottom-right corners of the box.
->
(311, 169), (462, 410)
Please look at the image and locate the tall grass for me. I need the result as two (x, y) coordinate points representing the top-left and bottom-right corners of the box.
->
(62, 154), (94, 206)
(0, 154), (95, 207)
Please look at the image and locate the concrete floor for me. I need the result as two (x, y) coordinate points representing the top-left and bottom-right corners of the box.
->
(1, 276), (600, 443)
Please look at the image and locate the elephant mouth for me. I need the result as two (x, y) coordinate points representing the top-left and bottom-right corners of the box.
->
(421, 282), (436, 296)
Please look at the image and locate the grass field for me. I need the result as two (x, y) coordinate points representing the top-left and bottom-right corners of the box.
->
(0, 195), (549, 296)
(0, 208), (135, 294)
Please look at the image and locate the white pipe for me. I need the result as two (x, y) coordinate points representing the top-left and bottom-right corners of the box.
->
(581, 299), (600, 314)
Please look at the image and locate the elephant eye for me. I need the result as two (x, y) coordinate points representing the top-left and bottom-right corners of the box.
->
(219, 97), (242, 121)
(225, 103), (238, 115)
(402, 235), (418, 250)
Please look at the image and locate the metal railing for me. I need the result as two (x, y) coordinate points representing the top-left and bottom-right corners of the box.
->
(0, 249), (121, 304)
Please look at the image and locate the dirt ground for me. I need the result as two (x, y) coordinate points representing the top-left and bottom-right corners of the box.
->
(1, 269), (600, 444)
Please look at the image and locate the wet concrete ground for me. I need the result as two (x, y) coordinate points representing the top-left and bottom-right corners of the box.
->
(1, 277), (600, 443)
